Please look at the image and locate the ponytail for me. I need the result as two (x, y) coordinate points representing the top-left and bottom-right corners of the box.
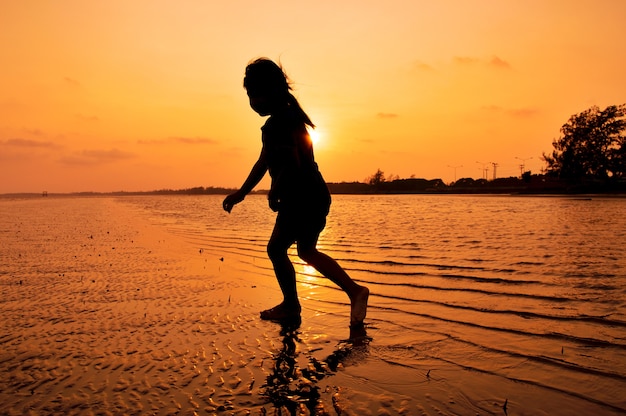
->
(287, 92), (315, 129)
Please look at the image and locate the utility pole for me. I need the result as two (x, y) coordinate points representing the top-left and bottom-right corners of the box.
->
(476, 161), (489, 180)
(515, 156), (533, 177)
(448, 165), (463, 183)
(491, 162), (499, 180)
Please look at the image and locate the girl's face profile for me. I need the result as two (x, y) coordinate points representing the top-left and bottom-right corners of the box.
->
(247, 90), (276, 116)
(248, 94), (269, 116)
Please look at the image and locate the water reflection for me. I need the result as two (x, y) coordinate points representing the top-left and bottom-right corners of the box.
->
(128, 195), (626, 413)
(261, 320), (369, 415)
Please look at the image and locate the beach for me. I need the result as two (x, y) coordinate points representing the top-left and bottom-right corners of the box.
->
(1, 195), (625, 415)
(0, 197), (388, 415)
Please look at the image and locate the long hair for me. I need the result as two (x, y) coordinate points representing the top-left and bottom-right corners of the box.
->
(243, 58), (315, 128)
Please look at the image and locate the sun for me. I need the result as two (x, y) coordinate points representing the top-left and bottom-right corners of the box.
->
(308, 127), (322, 146)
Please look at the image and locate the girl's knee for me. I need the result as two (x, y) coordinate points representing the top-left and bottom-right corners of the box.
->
(267, 241), (287, 260)
(297, 245), (317, 263)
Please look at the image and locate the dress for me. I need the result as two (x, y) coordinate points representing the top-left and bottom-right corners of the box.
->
(261, 106), (331, 239)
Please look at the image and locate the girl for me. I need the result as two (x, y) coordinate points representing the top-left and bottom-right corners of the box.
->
(223, 58), (369, 328)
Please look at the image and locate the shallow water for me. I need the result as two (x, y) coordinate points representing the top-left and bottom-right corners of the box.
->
(122, 193), (626, 414)
(2, 193), (625, 415)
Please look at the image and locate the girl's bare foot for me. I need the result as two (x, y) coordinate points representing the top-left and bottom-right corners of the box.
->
(350, 286), (369, 326)
(260, 302), (301, 322)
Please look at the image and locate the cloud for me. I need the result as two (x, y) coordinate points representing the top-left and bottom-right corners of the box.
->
(0, 98), (25, 111)
(454, 56), (479, 65)
(137, 139), (166, 145)
(376, 112), (399, 119)
(82, 149), (134, 160)
(0, 138), (63, 163)
(489, 56), (512, 70)
(60, 148), (136, 166)
(412, 60), (435, 72)
(172, 137), (217, 145)
(482, 105), (539, 118)
(75, 114), (100, 122)
(453, 55), (512, 70)
(64, 77), (82, 88)
(1, 138), (60, 149)
(138, 136), (218, 145)
(23, 128), (44, 136)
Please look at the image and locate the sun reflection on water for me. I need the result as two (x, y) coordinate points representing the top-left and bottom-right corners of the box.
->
(297, 264), (320, 285)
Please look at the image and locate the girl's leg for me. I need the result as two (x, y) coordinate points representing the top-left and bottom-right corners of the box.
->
(263, 221), (300, 320)
(297, 237), (369, 325)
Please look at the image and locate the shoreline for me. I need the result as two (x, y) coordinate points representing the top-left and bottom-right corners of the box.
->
(2, 191), (626, 200)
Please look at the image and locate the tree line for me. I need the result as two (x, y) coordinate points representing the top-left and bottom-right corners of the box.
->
(128, 103), (626, 196)
(39, 104), (624, 197)
(352, 103), (626, 194)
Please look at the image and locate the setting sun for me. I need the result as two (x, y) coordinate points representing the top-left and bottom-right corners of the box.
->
(308, 128), (322, 146)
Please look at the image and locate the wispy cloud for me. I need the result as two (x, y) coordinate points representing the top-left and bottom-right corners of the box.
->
(63, 77), (82, 88)
(489, 56), (511, 70)
(173, 137), (217, 145)
(60, 148), (136, 165)
(75, 114), (100, 122)
(1, 138), (61, 149)
(453, 55), (512, 70)
(412, 60), (435, 72)
(23, 128), (44, 136)
(482, 105), (539, 118)
(138, 136), (218, 145)
(82, 149), (135, 160)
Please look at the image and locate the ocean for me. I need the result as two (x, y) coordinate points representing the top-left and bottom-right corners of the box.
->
(2, 193), (625, 414)
(121, 193), (626, 414)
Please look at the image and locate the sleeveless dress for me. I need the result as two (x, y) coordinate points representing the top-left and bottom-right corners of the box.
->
(261, 107), (331, 238)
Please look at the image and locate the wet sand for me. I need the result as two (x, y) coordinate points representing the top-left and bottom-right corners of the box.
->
(0, 197), (379, 415)
(1, 196), (623, 415)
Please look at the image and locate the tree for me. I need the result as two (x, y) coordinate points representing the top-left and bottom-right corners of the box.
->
(366, 169), (386, 186)
(543, 104), (625, 181)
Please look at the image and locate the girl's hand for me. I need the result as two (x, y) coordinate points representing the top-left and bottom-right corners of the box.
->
(267, 189), (280, 212)
(268, 197), (280, 212)
(223, 191), (244, 213)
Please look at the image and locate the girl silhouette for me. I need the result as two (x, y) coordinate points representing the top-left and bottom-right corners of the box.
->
(223, 58), (369, 327)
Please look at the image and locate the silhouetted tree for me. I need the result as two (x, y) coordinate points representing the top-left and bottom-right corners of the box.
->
(366, 169), (386, 186)
(543, 104), (625, 181)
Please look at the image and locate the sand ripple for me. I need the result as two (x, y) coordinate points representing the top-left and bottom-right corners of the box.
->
(2, 196), (624, 415)
(0, 198), (383, 415)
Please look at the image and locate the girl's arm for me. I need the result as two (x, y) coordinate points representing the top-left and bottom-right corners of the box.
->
(223, 150), (268, 212)
(239, 149), (268, 195)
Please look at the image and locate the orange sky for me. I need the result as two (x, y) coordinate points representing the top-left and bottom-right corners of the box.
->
(1, 1), (625, 193)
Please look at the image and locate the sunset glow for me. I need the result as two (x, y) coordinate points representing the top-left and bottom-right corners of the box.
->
(1, 1), (625, 193)
(309, 128), (322, 147)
